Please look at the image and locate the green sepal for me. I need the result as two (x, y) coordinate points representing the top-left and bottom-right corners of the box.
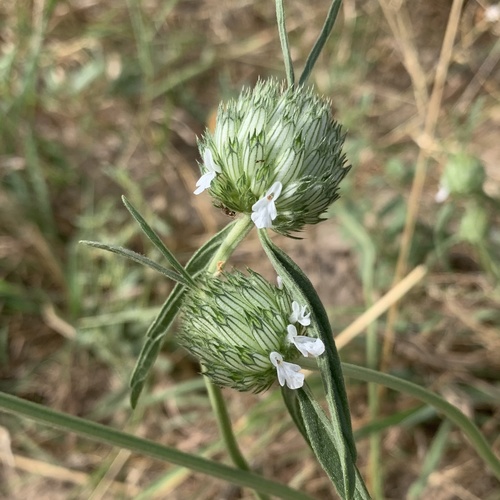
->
(129, 220), (238, 408)
(79, 240), (190, 286)
(258, 229), (356, 498)
(122, 196), (196, 287)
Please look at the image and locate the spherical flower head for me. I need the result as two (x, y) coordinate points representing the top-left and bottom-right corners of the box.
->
(197, 79), (351, 235)
(438, 153), (485, 201)
(179, 270), (301, 392)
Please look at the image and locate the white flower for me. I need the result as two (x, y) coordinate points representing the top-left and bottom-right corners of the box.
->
(194, 149), (221, 195)
(277, 275), (283, 290)
(251, 181), (283, 228)
(286, 324), (325, 358)
(269, 351), (304, 389)
(435, 184), (449, 203)
(485, 5), (500, 23)
(289, 301), (311, 326)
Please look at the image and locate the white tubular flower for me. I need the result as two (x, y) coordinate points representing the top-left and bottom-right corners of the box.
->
(276, 275), (283, 290)
(269, 351), (304, 390)
(435, 184), (449, 203)
(289, 300), (311, 326)
(194, 149), (222, 195)
(286, 324), (325, 358)
(251, 182), (282, 228)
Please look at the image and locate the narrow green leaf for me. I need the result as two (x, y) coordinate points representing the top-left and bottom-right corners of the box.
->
(258, 230), (357, 498)
(129, 221), (238, 408)
(342, 362), (500, 482)
(0, 391), (314, 500)
(122, 196), (195, 287)
(296, 386), (371, 500)
(258, 231), (356, 449)
(408, 420), (452, 500)
(299, 0), (343, 87)
(281, 387), (309, 445)
(79, 240), (190, 286)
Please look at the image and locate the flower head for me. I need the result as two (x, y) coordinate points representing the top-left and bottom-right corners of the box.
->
(197, 79), (350, 234)
(194, 148), (222, 195)
(289, 301), (311, 326)
(437, 152), (485, 201)
(179, 270), (300, 393)
(269, 351), (304, 389)
(286, 324), (325, 358)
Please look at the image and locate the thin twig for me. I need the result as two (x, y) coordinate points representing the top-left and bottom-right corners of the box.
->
(381, 0), (466, 372)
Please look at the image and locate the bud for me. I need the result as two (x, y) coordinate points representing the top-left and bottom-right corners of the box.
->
(194, 79), (350, 235)
(179, 270), (320, 392)
(438, 153), (485, 200)
(458, 202), (489, 244)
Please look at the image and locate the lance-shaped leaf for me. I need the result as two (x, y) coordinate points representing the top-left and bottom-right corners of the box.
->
(80, 241), (190, 286)
(122, 196), (195, 287)
(130, 221), (238, 408)
(294, 386), (371, 500)
(259, 229), (356, 499)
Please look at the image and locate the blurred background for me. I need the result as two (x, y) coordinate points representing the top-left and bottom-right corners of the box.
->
(1, 0), (500, 498)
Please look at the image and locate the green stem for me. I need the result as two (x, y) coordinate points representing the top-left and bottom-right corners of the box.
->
(299, 0), (343, 87)
(0, 391), (313, 500)
(204, 215), (269, 499)
(341, 363), (500, 481)
(275, 0), (295, 87)
(207, 215), (254, 273)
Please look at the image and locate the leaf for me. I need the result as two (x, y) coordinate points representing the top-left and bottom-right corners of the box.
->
(129, 221), (238, 408)
(258, 229), (356, 499)
(122, 196), (195, 287)
(295, 386), (371, 500)
(80, 240), (190, 286)
(281, 387), (309, 445)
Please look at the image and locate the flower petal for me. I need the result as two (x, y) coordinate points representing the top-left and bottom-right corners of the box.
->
(289, 301), (310, 326)
(250, 182), (283, 228)
(291, 336), (325, 357)
(269, 351), (304, 389)
(194, 171), (217, 195)
(204, 148), (221, 174)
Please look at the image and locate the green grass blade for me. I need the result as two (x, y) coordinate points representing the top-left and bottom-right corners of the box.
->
(258, 230), (357, 498)
(407, 420), (452, 500)
(0, 391), (314, 500)
(129, 220), (238, 407)
(342, 363), (500, 481)
(79, 240), (190, 286)
(122, 196), (195, 286)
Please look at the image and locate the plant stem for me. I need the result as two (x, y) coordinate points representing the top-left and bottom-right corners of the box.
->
(207, 215), (254, 273)
(204, 215), (269, 499)
(275, 0), (295, 87)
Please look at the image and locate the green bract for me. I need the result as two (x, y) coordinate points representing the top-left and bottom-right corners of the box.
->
(198, 79), (350, 235)
(179, 270), (299, 393)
